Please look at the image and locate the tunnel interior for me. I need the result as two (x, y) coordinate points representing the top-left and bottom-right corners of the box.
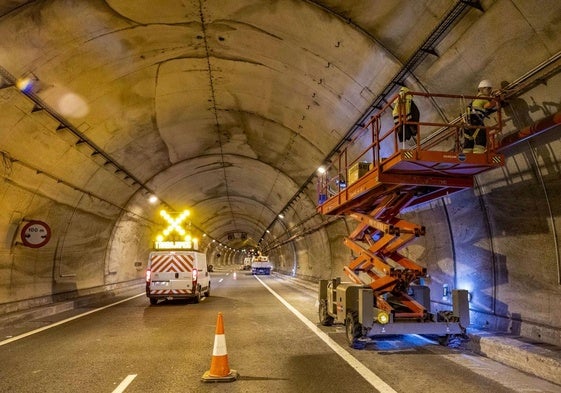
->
(1, 1), (561, 346)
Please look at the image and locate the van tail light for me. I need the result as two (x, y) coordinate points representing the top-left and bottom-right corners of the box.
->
(192, 268), (198, 292)
(146, 269), (151, 283)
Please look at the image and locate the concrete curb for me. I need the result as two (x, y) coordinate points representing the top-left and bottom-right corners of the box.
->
(466, 330), (561, 386)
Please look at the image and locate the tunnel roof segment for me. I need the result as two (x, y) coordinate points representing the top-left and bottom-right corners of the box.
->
(1, 0), (557, 247)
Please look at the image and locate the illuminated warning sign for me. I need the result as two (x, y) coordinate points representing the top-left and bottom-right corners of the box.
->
(154, 240), (198, 250)
(160, 209), (190, 237)
(155, 210), (198, 250)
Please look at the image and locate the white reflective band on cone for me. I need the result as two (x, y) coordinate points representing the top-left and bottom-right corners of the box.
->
(212, 334), (228, 356)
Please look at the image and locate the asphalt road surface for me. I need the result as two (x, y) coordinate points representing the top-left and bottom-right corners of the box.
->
(1, 268), (559, 392)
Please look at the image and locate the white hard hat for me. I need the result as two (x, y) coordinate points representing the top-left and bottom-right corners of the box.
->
(478, 79), (493, 89)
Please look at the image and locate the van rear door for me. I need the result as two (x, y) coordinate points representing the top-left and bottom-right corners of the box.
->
(148, 252), (195, 297)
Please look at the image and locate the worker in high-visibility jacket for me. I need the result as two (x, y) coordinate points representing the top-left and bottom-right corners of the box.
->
(463, 79), (499, 153)
(392, 87), (420, 146)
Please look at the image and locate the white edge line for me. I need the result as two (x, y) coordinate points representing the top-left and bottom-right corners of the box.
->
(255, 276), (398, 393)
(112, 374), (137, 393)
(0, 293), (145, 347)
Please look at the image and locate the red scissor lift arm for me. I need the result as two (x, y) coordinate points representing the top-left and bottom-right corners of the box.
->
(317, 91), (505, 345)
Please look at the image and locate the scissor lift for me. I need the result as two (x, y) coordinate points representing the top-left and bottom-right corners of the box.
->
(317, 91), (505, 347)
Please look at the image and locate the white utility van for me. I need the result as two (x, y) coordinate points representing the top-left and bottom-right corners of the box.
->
(146, 250), (211, 305)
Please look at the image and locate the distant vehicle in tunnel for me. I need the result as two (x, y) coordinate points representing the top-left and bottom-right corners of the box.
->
(251, 255), (272, 275)
(242, 257), (252, 270)
(145, 250), (211, 305)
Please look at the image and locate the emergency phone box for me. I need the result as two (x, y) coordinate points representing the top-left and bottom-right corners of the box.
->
(347, 162), (371, 185)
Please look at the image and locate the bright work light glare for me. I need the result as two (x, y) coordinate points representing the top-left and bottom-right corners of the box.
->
(377, 311), (390, 324)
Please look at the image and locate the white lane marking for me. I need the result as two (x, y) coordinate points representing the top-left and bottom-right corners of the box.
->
(0, 293), (145, 347)
(254, 276), (398, 393)
(112, 374), (137, 393)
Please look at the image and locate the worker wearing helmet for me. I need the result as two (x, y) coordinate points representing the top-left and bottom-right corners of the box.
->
(392, 87), (420, 147)
(463, 79), (498, 153)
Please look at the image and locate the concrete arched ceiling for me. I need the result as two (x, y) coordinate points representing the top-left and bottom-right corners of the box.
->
(1, 0), (560, 248)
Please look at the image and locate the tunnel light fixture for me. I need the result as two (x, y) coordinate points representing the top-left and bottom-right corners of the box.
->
(317, 166), (326, 174)
(148, 195), (159, 204)
(16, 74), (38, 94)
(278, 214), (284, 219)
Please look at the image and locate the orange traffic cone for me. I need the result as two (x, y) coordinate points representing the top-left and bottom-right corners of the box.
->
(201, 312), (238, 383)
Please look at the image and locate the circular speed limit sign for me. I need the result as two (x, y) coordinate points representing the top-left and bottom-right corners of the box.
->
(21, 220), (51, 248)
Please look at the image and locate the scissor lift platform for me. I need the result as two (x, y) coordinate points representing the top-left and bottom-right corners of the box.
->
(316, 90), (505, 347)
(318, 148), (504, 217)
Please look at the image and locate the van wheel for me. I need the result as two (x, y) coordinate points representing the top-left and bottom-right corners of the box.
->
(204, 283), (210, 297)
(194, 286), (202, 303)
(149, 298), (157, 305)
